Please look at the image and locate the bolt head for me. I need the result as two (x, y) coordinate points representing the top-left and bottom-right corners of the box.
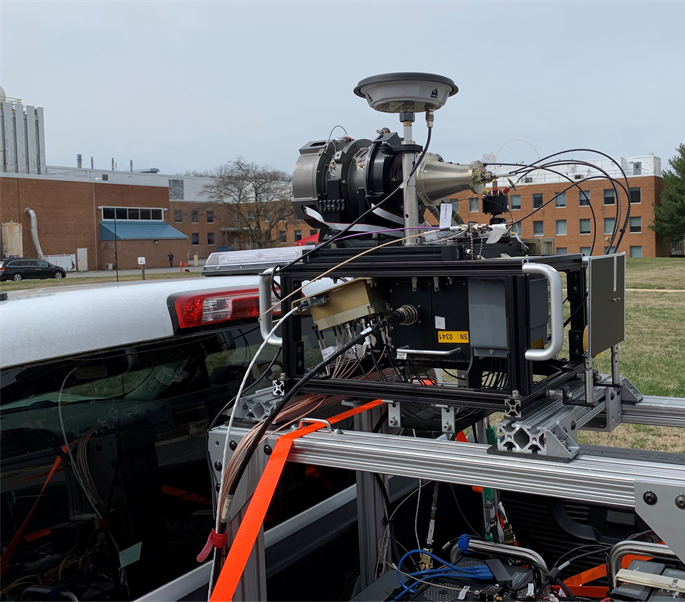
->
(214, 461), (222, 471)
(675, 494), (685, 510)
(229, 440), (237, 450)
(643, 491), (658, 506)
(263, 444), (273, 455)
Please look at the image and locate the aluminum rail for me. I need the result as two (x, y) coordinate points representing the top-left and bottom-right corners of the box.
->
(622, 396), (685, 429)
(608, 541), (678, 587)
(287, 431), (685, 508)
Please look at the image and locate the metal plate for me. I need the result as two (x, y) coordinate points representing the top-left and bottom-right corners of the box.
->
(589, 254), (626, 356)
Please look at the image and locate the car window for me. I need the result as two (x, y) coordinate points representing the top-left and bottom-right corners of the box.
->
(22, 260), (38, 266)
(0, 321), (352, 600)
(38, 260), (50, 267)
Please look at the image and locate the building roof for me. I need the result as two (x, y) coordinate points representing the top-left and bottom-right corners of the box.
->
(99, 220), (188, 241)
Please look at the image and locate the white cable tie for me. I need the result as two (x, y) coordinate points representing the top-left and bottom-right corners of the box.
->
(360, 326), (373, 336)
(220, 494), (234, 523)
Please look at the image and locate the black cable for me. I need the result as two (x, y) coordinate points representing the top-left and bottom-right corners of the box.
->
(222, 311), (403, 504)
(273, 126), (434, 277)
(508, 148), (633, 252)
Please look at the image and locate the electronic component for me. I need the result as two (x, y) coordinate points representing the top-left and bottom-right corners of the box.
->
(612, 560), (667, 601)
(648, 568), (685, 601)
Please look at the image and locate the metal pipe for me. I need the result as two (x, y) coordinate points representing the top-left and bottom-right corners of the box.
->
(401, 120), (419, 246)
(522, 262), (563, 361)
(258, 267), (282, 347)
(611, 344), (620, 385)
(468, 538), (549, 572)
(608, 541), (677, 587)
(24, 207), (45, 259)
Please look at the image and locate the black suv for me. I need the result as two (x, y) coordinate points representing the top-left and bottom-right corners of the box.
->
(0, 257), (67, 281)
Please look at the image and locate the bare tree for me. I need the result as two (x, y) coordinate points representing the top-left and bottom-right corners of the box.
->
(202, 157), (294, 249)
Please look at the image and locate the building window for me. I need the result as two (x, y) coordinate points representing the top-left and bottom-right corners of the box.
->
(556, 220), (567, 236)
(580, 247), (591, 256)
(556, 247), (567, 254)
(279, 231), (287, 243)
(632, 161), (642, 175)
(191, 211), (198, 223)
(116, 208), (127, 220)
(263, 210), (270, 222)
(309, 229), (317, 236)
(605, 246), (616, 254)
(191, 233), (199, 245)
(207, 232), (215, 245)
(169, 179), (185, 200)
(511, 223), (521, 235)
(630, 245), (643, 258)
(469, 198), (479, 212)
(604, 217), (616, 234)
(234, 212), (241, 224)
(603, 189), (615, 205)
(294, 230), (302, 242)
(629, 216), (642, 233)
(629, 187), (641, 204)
(140, 209), (151, 220)
(279, 208), (286, 221)
(207, 211), (214, 223)
(451, 200), (459, 213)
(533, 221), (544, 236)
(103, 207), (115, 219)
(510, 195), (521, 210)
(579, 219), (591, 235)
(555, 192), (566, 208)
(102, 174), (109, 181)
(152, 209), (163, 220)
(579, 190), (590, 206)
(532, 194), (543, 209)
(248, 210), (255, 221)
(128, 208), (140, 220)
(174, 210), (183, 223)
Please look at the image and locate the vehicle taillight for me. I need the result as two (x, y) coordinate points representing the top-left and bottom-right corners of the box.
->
(173, 289), (280, 329)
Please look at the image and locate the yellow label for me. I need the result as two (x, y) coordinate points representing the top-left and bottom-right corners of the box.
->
(437, 331), (469, 343)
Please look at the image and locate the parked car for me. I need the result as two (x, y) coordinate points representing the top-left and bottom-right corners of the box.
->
(0, 257), (67, 281)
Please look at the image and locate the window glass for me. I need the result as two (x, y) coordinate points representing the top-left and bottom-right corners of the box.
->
(248, 211), (255, 221)
(533, 221), (544, 236)
(103, 207), (115, 219)
(580, 247), (592, 255)
(38, 260), (50, 267)
(630, 245), (643, 258)
(605, 246), (616, 254)
(174, 210), (183, 223)
(603, 189), (616, 205)
(604, 217), (616, 234)
(510, 195), (521, 210)
(630, 217), (642, 233)
(263, 210), (270, 222)
(556, 247), (567, 254)
(207, 211), (214, 223)
(469, 198), (479, 212)
(556, 220), (567, 235)
(579, 219), (591, 235)
(279, 231), (287, 243)
(294, 230), (302, 242)
(207, 232), (215, 245)
(191, 233), (199, 245)
(579, 190), (590, 206)
(532, 194), (543, 209)
(152, 209), (163, 221)
(191, 211), (198, 224)
(234, 213), (241, 224)
(555, 192), (566, 207)
(128, 208), (140, 220)
(0, 326), (299, 600)
(140, 208), (151, 220)
(116, 208), (127, 220)
(629, 188), (641, 204)
(279, 208), (286, 221)
(451, 200), (459, 213)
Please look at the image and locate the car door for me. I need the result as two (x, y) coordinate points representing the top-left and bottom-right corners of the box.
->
(22, 259), (40, 278)
(37, 259), (52, 277)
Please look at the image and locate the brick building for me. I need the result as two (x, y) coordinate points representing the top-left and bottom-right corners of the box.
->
(448, 155), (677, 257)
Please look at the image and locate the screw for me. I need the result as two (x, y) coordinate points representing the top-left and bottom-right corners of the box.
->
(389, 417), (397, 426)
(643, 491), (658, 505)
(675, 495), (685, 510)
(264, 445), (273, 455)
(215, 483), (221, 493)
(489, 349), (494, 355)
(570, 421), (577, 430)
(443, 422), (451, 431)
(214, 461), (222, 471)
(229, 440), (237, 450)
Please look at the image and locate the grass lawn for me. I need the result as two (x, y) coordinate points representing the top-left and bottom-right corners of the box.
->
(0, 271), (203, 291)
(624, 257), (685, 289)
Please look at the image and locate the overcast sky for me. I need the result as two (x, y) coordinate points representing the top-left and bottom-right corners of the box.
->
(2, 1), (684, 175)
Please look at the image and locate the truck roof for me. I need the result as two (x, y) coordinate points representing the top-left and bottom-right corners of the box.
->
(0, 276), (261, 369)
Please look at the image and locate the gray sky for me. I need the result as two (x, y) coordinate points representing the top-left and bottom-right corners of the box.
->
(2, 1), (684, 175)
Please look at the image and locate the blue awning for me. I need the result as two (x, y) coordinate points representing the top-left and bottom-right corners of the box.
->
(100, 221), (188, 241)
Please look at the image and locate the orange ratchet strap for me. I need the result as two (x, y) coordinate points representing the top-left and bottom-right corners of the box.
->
(209, 398), (384, 602)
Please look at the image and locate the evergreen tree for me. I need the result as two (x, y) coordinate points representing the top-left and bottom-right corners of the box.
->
(651, 144), (685, 243)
